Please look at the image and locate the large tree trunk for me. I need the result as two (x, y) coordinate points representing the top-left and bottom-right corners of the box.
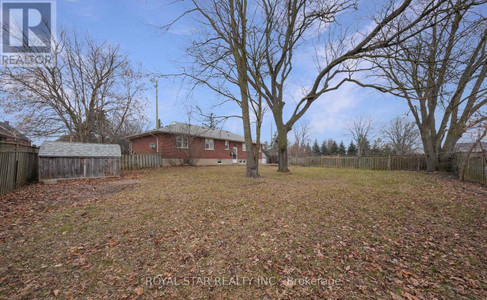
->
(422, 134), (439, 172)
(246, 148), (260, 178)
(241, 100), (260, 178)
(278, 145), (289, 172)
(276, 124), (290, 173)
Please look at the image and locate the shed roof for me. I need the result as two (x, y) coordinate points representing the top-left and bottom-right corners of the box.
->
(39, 141), (121, 157)
(126, 121), (254, 143)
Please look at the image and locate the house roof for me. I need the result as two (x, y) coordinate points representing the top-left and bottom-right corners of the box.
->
(39, 141), (121, 157)
(454, 142), (487, 152)
(127, 121), (253, 143)
(0, 121), (30, 141)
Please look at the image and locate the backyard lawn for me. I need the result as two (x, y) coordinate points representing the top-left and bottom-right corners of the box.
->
(1, 166), (486, 299)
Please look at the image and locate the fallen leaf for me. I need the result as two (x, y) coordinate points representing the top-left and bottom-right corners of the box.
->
(136, 286), (144, 295)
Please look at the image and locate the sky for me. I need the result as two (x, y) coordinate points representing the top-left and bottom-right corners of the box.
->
(2, 0), (414, 145)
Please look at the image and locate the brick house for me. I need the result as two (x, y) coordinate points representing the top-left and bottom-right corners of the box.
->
(127, 122), (263, 166)
(0, 121), (31, 146)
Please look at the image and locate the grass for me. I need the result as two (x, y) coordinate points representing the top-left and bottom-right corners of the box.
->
(0, 166), (486, 299)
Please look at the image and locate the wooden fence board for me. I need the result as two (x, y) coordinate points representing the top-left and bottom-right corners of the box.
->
(39, 157), (121, 179)
(0, 145), (38, 195)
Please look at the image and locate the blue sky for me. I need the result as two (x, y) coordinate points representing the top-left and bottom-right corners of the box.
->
(3, 0), (413, 145)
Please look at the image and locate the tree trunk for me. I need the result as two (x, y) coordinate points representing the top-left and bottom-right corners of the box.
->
(278, 146), (289, 172)
(276, 124), (290, 173)
(242, 112), (260, 178)
(246, 150), (260, 178)
(422, 135), (439, 172)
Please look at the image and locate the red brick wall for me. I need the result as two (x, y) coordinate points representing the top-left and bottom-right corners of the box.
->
(130, 133), (262, 160)
(0, 135), (31, 146)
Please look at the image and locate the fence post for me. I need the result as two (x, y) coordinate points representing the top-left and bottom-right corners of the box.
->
(14, 144), (18, 188)
(483, 158), (486, 186)
(387, 155), (391, 171)
(320, 156), (323, 168)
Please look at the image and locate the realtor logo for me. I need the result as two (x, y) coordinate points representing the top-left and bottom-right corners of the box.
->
(1, 1), (56, 66)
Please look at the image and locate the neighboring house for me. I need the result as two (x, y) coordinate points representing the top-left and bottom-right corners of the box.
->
(127, 121), (263, 166)
(454, 142), (487, 153)
(0, 121), (31, 146)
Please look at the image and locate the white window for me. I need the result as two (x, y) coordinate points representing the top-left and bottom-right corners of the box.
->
(225, 140), (229, 150)
(176, 136), (189, 149)
(205, 139), (214, 150)
(242, 143), (246, 152)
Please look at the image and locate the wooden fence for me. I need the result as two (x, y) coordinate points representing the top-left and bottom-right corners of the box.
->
(289, 154), (486, 186)
(453, 154), (486, 186)
(39, 157), (120, 179)
(289, 155), (426, 171)
(0, 143), (39, 195)
(121, 154), (162, 170)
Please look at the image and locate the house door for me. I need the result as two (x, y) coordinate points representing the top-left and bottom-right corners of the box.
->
(232, 147), (238, 163)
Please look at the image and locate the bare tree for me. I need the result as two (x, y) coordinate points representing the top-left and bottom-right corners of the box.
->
(245, 0), (448, 172)
(167, 126), (203, 166)
(348, 117), (374, 157)
(202, 113), (218, 129)
(112, 117), (150, 154)
(358, 1), (487, 171)
(166, 107), (210, 166)
(383, 116), (421, 155)
(290, 123), (311, 158)
(164, 0), (266, 178)
(0, 30), (147, 143)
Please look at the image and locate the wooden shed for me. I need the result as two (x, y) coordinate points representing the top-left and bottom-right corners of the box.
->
(39, 141), (121, 180)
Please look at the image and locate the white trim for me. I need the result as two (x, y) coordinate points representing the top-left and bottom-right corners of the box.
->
(176, 135), (189, 149)
(232, 147), (238, 164)
(225, 140), (229, 150)
(205, 138), (214, 150)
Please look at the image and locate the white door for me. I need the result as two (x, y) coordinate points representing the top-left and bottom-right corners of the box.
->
(232, 147), (238, 163)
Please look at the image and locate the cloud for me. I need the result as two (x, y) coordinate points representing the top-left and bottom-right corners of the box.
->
(306, 82), (361, 137)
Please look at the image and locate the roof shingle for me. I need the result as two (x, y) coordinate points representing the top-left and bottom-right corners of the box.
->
(39, 141), (121, 157)
(127, 121), (254, 143)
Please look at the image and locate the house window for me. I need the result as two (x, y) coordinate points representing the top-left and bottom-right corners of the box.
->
(205, 139), (214, 150)
(239, 159), (246, 164)
(217, 160), (223, 164)
(242, 143), (246, 152)
(225, 140), (229, 150)
(176, 136), (189, 149)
